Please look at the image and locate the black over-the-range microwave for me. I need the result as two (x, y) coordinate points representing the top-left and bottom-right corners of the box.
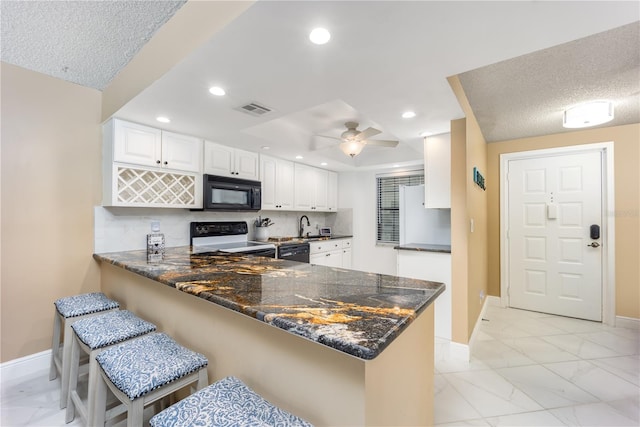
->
(200, 174), (262, 211)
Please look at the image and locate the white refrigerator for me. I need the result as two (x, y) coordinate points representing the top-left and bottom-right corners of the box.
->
(399, 184), (450, 246)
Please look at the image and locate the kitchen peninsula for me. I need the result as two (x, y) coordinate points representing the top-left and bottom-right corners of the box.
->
(94, 247), (444, 426)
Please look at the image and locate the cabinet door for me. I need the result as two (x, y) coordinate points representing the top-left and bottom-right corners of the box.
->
(260, 155), (278, 210)
(309, 253), (325, 266)
(276, 159), (294, 209)
(326, 250), (343, 268)
(314, 168), (329, 211)
(342, 248), (352, 269)
(113, 120), (161, 167)
(235, 148), (259, 180)
(294, 164), (315, 210)
(327, 171), (338, 211)
(204, 141), (234, 177)
(162, 131), (202, 172)
(424, 133), (451, 208)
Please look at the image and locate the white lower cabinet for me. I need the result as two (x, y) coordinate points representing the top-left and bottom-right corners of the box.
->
(397, 251), (451, 340)
(310, 238), (352, 269)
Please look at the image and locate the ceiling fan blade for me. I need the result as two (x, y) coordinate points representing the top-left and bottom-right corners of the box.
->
(315, 134), (342, 141)
(355, 127), (381, 140)
(366, 139), (399, 147)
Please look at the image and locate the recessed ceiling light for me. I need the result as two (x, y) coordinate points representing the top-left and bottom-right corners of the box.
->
(295, 155), (304, 159)
(208, 86), (226, 96)
(309, 28), (331, 45)
(563, 101), (614, 128)
(261, 146), (270, 150)
(156, 116), (170, 123)
(393, 164), (400, 168)
(320, 162), (328, 166)
(419, 131), (433, 137)
(402, 111), (416, 119)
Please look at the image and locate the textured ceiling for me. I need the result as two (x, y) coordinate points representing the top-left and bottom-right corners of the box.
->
(458, 22), (640, 142)
(0, 0), (186, 90)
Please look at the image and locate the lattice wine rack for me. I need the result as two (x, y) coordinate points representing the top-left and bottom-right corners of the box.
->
(116, 166), (197, 206)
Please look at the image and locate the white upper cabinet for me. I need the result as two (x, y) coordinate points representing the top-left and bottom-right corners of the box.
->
(113, 120), (162, 167)
(294, 164), (332, 211)
(424, 133), (451, 208)
(327, 171), (338, 212)
(112, 119), (202, 173)
(204, 141), (259, 180)
(161, 131), (203, 173)
(260, 154), (294, 210)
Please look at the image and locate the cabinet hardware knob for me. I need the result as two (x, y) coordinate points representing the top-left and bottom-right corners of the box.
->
(163, 161), (168, 165)
(156, 160), (161, 164)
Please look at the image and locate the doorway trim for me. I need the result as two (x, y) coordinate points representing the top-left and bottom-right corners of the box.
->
(500, 142), (615, 325)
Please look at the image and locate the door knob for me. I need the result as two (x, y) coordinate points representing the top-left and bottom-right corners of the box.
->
(587, 242), (601, 248)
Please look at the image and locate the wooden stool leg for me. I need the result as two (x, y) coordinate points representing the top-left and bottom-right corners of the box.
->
(59, 319), (74, 409)
(93, 371), (108, 427)
(127, 399), (144, 427)
(65, 334), (81, 423)
(87, 350), (101, 425)
(49, 312), (61, 381)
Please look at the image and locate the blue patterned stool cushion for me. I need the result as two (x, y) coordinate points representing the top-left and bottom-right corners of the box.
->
(149, 376), (313, 427)
(96, 333), (208, 401)
(54, 292), (119, 318)
(71, 310), (156, 350)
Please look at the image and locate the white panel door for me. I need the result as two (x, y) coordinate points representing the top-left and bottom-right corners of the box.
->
(508, 151), (602, 321)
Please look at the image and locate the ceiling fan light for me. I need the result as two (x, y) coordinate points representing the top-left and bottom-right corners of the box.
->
(563, 101), (613, 128)
(340, 140), (365, 157)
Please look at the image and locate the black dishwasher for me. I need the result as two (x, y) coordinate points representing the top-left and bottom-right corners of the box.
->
(277, 242), (310, 263)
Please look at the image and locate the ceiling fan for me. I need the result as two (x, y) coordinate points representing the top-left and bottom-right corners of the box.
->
(317, 122), (399, 157)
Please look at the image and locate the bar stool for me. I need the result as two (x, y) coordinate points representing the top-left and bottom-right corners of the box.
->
(49, 292), (119, 409)
(149, 376), (313, 427)
(94, 333), (209, 427)
(65, 310), (157, 425)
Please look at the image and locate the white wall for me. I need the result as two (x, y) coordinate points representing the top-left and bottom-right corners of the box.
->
(95, 207), (332, 253)
(338, 170), (399, 275)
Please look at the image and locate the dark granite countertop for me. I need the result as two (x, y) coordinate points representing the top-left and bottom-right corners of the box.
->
(394, 243), (452, 253)
(94, 246), (444, 360)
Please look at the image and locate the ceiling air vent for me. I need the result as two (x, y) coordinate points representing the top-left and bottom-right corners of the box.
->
(236, 102), (273, 117)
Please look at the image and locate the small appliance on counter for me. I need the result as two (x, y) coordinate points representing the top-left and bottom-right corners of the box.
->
(190, 221), (276, 257)
(319, 227), (332, 237)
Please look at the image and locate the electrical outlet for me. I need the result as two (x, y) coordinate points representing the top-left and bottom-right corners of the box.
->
(479, 290), (485, 302)
(151, 220), (161, 232)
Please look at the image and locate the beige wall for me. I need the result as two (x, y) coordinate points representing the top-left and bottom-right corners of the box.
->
(450, 119), (469, 343)
(1, 63), (103, 362)
(487, 123), (640, 319)
(448, 76), (490, 344)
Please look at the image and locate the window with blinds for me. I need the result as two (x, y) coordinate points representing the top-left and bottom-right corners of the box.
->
(376, 172), (424, 243)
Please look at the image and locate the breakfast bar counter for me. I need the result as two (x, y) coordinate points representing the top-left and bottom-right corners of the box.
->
(95, 246), (444, 426)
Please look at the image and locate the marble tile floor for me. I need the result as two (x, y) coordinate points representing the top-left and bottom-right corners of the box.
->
(435, 304), (639, 426)
(0, 304), (637, 426)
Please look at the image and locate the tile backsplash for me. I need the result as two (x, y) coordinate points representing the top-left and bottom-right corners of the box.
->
(94, 207), (350, 253)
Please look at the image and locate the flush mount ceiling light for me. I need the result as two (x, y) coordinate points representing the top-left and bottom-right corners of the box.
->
(402, 111), (416, 119)
(208, 86), (226, 96)
(563, 101), (614, 128)
(320, 162), (328, 166)
(156, 116), (170, 123)
(295, 155), (304, 159)
(339, 140), (365, 158)
(309, 28), (331, 45)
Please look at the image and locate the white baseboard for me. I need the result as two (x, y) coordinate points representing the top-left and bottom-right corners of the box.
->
(0, 349), (51, 383)
(435, 295), (495, 362)
(616, 316), (640, 330)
